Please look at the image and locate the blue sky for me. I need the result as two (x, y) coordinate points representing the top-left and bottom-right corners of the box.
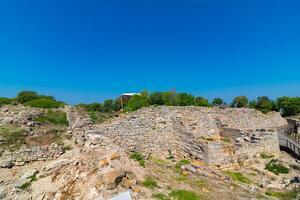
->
(0, 0), (299, 104)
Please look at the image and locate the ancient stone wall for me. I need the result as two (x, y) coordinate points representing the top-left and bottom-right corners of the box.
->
(90, 106), (288, 165)
(0, 144), (64, 167)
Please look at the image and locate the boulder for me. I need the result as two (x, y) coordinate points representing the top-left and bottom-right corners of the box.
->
(96, 170), (126, 190)
(20, 169), (38, 180)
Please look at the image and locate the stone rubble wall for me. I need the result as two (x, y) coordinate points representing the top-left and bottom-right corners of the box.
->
(0, 144), (64, 167)
(90, 106), (288, 165)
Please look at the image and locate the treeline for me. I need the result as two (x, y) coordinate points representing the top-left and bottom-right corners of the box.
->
(1, 91), (300, 117)
(0, 91), (65, 108)
(76, 91), (300, 117)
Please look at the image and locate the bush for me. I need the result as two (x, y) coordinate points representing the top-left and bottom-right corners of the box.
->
(265, 159), (289, 175)
(169, 190), (201, 200)
(0, 97), (13, 106)
(16, 91), (39, 103)
(142, 176), (157, 189)
(35, 110), (68, 126)
(125, 95), (149, 112)
(149, 92), (165, 105)
(24, 98), (65, 108)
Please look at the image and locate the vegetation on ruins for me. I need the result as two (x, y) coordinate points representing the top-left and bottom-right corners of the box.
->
(265, 188), (300, 200)
(130, 151), (146, 167)
(153, 190), (201, 200)
(265, 159), (289, 175)
(142, 176), (158, 189)
(0, 125), (26, 151)
(1, 90), (300, 117)
(224, 171), (252, 184)
(34, 110), (68, 126)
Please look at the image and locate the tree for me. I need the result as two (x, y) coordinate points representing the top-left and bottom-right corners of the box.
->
(87, 103), (103, 112)
(275, 97), (300, 117)
(16, 91), (39, 104)
(256, 96), (274, 114)
(248, 100), (257, 109)
(195, 96), (210, 107)
(162, 92), (177, 106)
(149, 92), (165, 105)
(176, 93), (195, 106)
(212, 98), (224, 106)
(102, 99), (115, 113)
(231, 96), (248, 108)
(125, 94), (149, 111)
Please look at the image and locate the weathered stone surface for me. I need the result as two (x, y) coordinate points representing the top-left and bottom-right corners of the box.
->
(44, 159), (72, 171)
(89, 106), (287, 165)
(20, 169), (38, 180)
(0, 144), (65, 167)
(97, 170), (126, 190)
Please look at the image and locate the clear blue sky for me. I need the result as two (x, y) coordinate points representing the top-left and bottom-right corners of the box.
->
(0, 0), (299, 104)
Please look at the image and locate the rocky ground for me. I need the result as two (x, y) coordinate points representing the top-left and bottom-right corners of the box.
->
(0, 105), (299, 200)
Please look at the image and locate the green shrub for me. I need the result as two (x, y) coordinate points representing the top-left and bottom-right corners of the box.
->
(35, 110), (68, 126)
(0, 97), (13, 106)
(265, 159), (289, 175)
(194, 96), (210, 107)
(224, 171), (252, 184)
(125, 95), (149, 112)
(175, 159), (190, 172)
(0, 126), (26, 151)
(169, 190), (201, 200)
(24, 98), (65, 108)
(142, 176), (157, 189)
(130, 152), (145, 167)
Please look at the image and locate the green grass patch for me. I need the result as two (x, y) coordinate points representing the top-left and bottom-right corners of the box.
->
(0, 125), (26, 151)
(130, 151), (145, 167)
(265, 159), (289, 175)
(35, 110), (68, 126)
(142, 176), (157, 189)
(169, 190), (201, 200)
(265, 189), (299, 200)
(175, 159), (190, 172)
(260, 153), (274, 159)
(153, 193), (170, 200)
(224, 171), (252, 184)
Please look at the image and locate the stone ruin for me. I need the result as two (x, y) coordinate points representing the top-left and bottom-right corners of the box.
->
(92, 106), (288, 165)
